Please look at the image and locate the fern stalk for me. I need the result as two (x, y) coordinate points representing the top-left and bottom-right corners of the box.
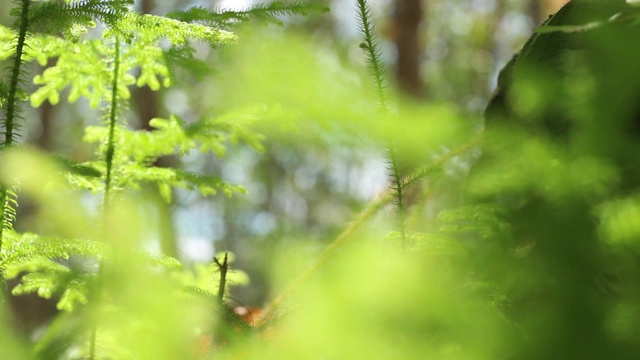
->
(354, 0), (406, 246)
(4, 0), (29, 147)
(0, 0), (31, 252)
(104, 39), (121, 205)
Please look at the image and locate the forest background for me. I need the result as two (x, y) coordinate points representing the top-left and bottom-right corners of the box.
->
(1, 0), (635, 359)
(0, 0), (568, 307)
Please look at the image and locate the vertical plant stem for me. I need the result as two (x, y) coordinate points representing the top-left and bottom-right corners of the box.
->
(355, 0), (407, 246)
(89, 34), (122, 360)
(0, 0), (30, 252)
(355, 0), (388, 109)
(104, 39), (121, 206)
(4, 0), (29, 148)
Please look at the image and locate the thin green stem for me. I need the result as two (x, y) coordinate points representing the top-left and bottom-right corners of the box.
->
(355, 0), (406, 245)
(89, 33), (122, 360)
(104, 39), (121, 206)
(355, 0), (388, 109)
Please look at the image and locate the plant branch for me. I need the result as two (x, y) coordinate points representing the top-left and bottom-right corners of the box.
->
(355, 0), (388, 109)
(214, 252), (229, 301)
(355, 0), (409, 246)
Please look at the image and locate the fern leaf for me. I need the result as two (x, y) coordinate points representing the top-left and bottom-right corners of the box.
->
(26, 0), (131, 38)
(164, 44), (212, 81)
(168, 1), (329, 28)
(109, 12), (237, 46)
(0, 25), (16, 61)
(437, 205), (511, 240)
(0, 231), (104, 311)
(57, 276), (91, 311)
(29, 9), (237, 108)
(147, 253), (182, 270)
(0, 187), (18, 252)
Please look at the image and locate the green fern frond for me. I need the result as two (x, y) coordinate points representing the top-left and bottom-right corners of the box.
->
(168, 1), (329, 28)
(65, 159), (246, 201)
(0, 25), (16, 61)
(56, 276), (91, 311)
(147, 253), (182, 270)
(84, 113), (263, 161)
(11, 263), (70, 298)
(184, 115), (265, 155)
(2, 188), (18, 230)
(176, 170), (247, 197)
(1, 231), (104, 311)
(27, 0), (131, 38)
(115, 165), (246, 200)
(77, 112), (261, 200)
(55, 156), (103, 178)
(0, 187), (18, 254)
(108, 12), (237, 46)
(1, 232), (105, 279)
(11, 265), (92, 311)
(29, 11), (236, 108)
(164, 44), (212, 81)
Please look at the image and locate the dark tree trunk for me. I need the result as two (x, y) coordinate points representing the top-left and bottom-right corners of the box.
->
(392, 0), (424, 98)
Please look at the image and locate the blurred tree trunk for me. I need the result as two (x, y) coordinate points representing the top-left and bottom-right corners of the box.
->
(529, 0), (545, 24)
(392, 0), (424, 98)
(134, 0), (178, 258)
(37, 97), (54, 150)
